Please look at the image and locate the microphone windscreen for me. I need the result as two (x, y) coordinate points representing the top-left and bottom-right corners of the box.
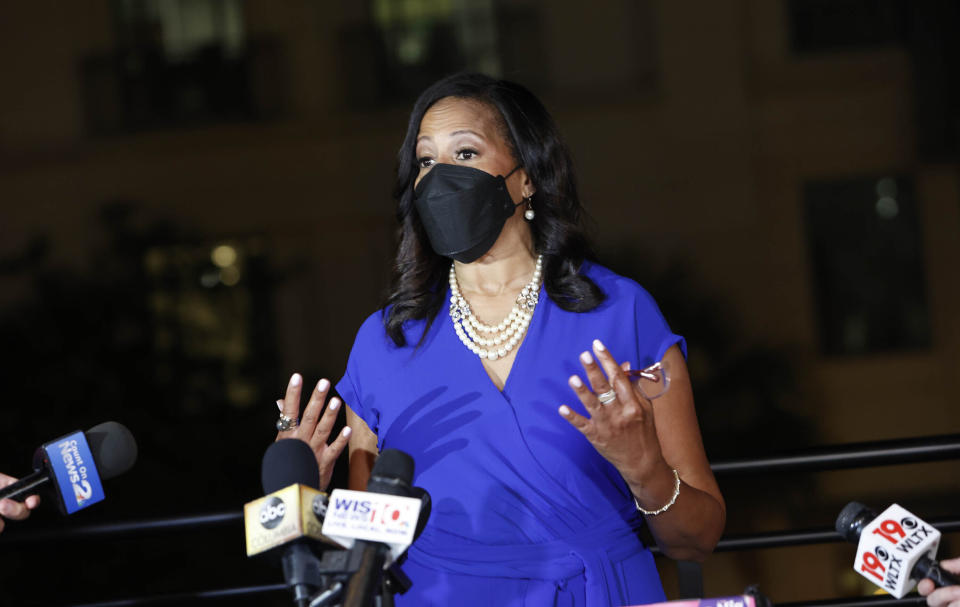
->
(85, 421), (138, 480)
(410, 486), (431, 539)
(367, 449), (414, 496)
(835, 501), (876, 542)
(261, 438), (320, 493)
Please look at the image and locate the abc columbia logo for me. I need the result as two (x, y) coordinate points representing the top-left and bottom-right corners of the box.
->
(312, 495), (328, 519)
(259, 497), (286, 529)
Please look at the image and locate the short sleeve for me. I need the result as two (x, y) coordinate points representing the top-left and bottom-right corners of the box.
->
(581, 262), (685, 368)
(632, 285), (686, 365)
(335, 311), (386, 437)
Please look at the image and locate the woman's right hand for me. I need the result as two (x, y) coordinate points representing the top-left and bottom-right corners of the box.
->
(918, 557), (960, 607)
(275, 373), (351, 491)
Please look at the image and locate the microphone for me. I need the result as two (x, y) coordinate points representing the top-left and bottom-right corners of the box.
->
(244, 439), (338, 607)
(633, 593), (770, 607)
(0, 421), (137, 515)
(324, 449), (421, 607)
(836, 501), (960, 597)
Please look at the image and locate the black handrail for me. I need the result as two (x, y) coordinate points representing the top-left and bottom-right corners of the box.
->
(712, 434), (960, 475)
(4, 434), (959, 547)
(60, 583), (287, 607)
(0, 511), (243, 546)
(8, 433), (954, 607)
(711, 518), (960, 553)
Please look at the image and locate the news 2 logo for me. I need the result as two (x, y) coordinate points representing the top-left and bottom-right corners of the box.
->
(259, 497), (286, 529)
(43, 431), (105, 514)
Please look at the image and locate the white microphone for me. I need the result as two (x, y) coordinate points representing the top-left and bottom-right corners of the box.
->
(322, 449), (423, 607)
(836, 501), (959, 597)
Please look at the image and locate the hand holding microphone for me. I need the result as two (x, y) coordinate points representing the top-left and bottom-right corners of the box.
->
(0, 421), (137, 520)
(836, 501), (960, 598)
(0, 472), (41, 534)
(918, 557), (960, 607)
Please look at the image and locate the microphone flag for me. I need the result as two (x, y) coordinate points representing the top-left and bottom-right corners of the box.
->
(244, 483), (334, 556)
(41, 430), (105, 514)
(852, 503), (941, 597)
(322, 488), (422, 564)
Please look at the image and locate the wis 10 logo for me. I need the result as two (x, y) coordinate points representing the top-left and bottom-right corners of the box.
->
(259, 496), (287, 529)
(327, 491), (417, 535)
(322, 489), (421, 555)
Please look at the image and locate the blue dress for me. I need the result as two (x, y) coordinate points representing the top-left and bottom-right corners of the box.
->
(336, 262), (685, 606)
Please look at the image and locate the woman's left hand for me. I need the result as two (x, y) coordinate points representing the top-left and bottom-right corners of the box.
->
(559, 339), (667, 488)
(561, 339), (726, 561)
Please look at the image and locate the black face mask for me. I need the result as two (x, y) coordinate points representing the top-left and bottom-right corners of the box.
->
(413, 163), (522, 263)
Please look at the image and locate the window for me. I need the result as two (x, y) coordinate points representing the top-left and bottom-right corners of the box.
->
(114, 0), (246, 61)
(82, 0), (285, 133)
(804, 174), (931, 355)
(787, 0), (909, 54)
(339, 0), (501, 106)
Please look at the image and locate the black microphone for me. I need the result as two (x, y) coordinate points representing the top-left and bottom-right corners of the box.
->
(0, 421), (137, 515)
(246, 439), (331, 607)
(836, 501), (960, 596)
(342, 449), (416, 607)
(381, 484), (431, 600)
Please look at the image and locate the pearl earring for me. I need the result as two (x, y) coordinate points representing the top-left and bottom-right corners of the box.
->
(523, 196), (535, 221)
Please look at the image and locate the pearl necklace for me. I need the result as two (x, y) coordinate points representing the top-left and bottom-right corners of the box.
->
(448, 255), (543, 361)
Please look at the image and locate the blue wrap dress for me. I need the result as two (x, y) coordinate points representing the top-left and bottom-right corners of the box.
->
(336, 263), (685, 606)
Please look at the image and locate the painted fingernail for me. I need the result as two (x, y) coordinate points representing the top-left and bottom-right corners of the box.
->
(290, 373), (302, 387)
(559, 405), (571, 417)
(580, 351), (594, 365)
(328, 398), (340, 411)
(593, 339), (606, 352)
(569, 375), (583, 388)
(276, 399), (284, 411)
(342, 426), (352, 438)
(317, 378), (330, 393)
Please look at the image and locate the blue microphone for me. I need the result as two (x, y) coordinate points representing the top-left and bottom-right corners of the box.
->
(0, 421), (137, 515)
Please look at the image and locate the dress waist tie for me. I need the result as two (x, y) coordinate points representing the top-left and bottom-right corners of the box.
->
(406, 502), (661, 606)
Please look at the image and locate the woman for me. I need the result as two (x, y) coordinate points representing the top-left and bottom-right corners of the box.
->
(279, 72), (724, 605)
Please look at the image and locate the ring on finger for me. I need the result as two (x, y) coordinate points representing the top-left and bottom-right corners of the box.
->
(276, 413), (299, 431)
(597, 389), (617, 405)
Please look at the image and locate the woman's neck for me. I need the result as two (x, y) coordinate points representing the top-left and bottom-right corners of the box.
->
(453, 231), (537, 298)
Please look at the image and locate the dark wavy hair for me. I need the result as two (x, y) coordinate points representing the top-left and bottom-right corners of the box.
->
(383, 73), (605, 347)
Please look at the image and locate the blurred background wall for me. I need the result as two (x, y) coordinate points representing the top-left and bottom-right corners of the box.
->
(1, 0), (959, 605)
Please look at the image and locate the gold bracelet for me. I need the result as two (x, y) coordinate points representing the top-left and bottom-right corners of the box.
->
(634, 468), (680, 516)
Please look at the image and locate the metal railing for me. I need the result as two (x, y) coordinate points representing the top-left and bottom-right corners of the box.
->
(4, 433), (959, 606)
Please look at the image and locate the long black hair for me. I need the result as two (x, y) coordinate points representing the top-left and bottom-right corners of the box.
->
(383, 73), (604, 347)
